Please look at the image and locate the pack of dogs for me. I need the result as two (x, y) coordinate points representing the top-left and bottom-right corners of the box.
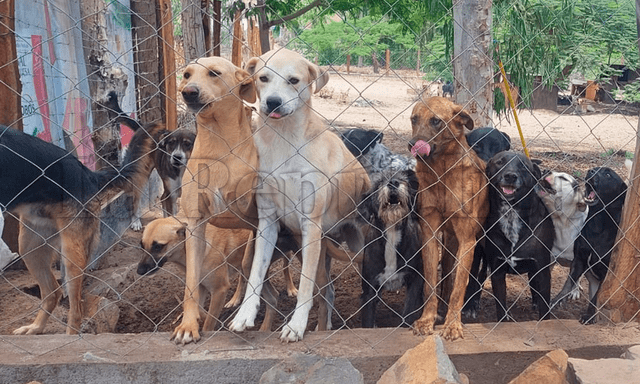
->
(1, 48), (630, 342)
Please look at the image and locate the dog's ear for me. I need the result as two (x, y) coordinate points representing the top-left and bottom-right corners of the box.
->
(235, 68), (256, 103)
(307, 62), (329, 93)
(530, 159), (543, 179)
(452, 106), (474, 131)
(157, 130), (171, 149)
(244, 57), (260, 76)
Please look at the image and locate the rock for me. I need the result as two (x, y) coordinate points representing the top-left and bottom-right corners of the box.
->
(87, 265), (137, 297)
(623, 345), (640, 360)
(569, 356), (639, 384)
(81, 294), (120, 334)
(260, 355), (363, 384)
(377, 335), (462, 384)
(508, 349), (570, 384)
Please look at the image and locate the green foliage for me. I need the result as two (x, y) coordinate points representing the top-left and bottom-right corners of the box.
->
(621, 79), (640, 103)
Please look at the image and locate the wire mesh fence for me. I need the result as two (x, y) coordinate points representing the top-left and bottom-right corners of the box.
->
(1, 0), (639, 359)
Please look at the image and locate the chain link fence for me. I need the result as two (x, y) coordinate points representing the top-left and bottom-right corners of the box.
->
(1, 0), (639, 359)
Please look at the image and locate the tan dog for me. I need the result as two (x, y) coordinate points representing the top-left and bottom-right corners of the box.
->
(175, 57), (260, 344)
(137, 217), (280, 332)
(229, 48), (370, 342)
(408, 96), (488, 340)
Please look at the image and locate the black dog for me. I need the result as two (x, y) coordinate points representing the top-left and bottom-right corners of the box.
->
(465, 127), (511, 163)
(341, 128), (415, 174)
(551, 167), (627, 323)
(359, 169), (424, 327)
(468, 151), (555, 321)
(442, 80), (454, 98)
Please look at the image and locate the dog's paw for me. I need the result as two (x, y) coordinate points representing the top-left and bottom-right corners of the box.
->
(568, 286), (581, 301)
(229, 304), (258, 333)
(286, 285), (298, 298)
(461, 308), (478, 319)
(171, 319), (201, 345)
(579, 313), (597, 325)
(130, 218), (143, 232)
(412, 317), (435, 336)
(224, 295), (242, 308)
(440, 320), (465, 341)
(280, 323), (305, 343)
(13, 323), (44, 335)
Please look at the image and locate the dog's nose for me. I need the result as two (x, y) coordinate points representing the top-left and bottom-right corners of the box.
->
(181, 85), (200, 103)
(172, 153), (184, 164)
(503, 172), (518, 184)
(266, 97), (282, 113)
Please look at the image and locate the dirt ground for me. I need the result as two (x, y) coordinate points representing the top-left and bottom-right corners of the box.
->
(2, 67), (638, 383)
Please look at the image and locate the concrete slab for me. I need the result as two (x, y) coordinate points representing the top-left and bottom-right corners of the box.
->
(2, 320), (640, 384)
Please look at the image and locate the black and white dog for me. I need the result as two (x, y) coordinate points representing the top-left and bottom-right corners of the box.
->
(551, 167), (627, 323)
(103, 91), (195, 229)
(472, 151), (555, 321)
(359, 169), (423, 327)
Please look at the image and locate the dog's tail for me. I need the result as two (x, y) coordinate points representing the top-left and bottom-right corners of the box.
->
(95, 122), (163, 201)
(102, 91), (144, 131)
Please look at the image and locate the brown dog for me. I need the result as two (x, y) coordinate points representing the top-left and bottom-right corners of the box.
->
(137, 217), (280, 332)
(408, 96), (488, 340)
(175, 57), (259, 344)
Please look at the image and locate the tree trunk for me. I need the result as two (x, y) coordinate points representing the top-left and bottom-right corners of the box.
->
(231, 9), (243, 67)
(81, 0), (125, 169)
(346, 54), (351, 74)
(0, 0), (22, 131)
(181, 0), (206, 62)
(453, 0), (493, 126)
(385, 49), (390, 74)
(213, 0), (221, 56)
(358, 56), (363, 67)
(597, 0), (640, 323)
(256, 0), (270, 54)
(416, 48), (421, 74)
(372, 51), (379, 74)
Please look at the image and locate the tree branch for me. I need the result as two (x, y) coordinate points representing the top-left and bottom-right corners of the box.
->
(264, 0), (323, 29)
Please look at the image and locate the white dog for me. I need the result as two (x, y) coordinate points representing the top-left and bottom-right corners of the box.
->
(228, 48), (370, 342)
(0, 213), (19, 271)
(538, 171), (588, 267)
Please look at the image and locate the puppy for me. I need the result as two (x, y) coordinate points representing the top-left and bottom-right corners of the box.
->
(0, 212), (19, 271)
(0, 122), (161, 335)
(359, 169), (423, 328)
(154, 129), (196, 217)
(465, 127), (511, 163)
(537, 172), (588, 267)
(408, 96), (488, 340)
(229, 48), (370, 342)
(552, 167), (627, 323)
(174, 56), (260, 344)
(341, 128), (416, 173)
(482, 151), (555, 321)
(103, 92), (196, 230)
(137, 217), (279, 332)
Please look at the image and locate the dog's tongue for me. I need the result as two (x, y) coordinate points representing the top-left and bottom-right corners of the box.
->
(502, 187), (515, 195)
(588, 191), (596, 199)
(411, 140), (431, 157)
(269, 112), (282, 119)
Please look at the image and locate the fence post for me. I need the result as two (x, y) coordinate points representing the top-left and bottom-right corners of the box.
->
(181, 0), (206, 62)
(213, 0), (221, 56)
(597, 0), (640, 323)
(385, 48), (390, 74)
(231, 9), (243, 67)
(158, 0), (177, 131)
(0, 0), (22, 131)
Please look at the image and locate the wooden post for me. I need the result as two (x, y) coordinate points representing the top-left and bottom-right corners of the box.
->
(372, 51), (379, 74)
(250, 17), (261, 57)
(231, 9), (243, 67)
(385, 48), (390, 74)
(201, 0), (211, 55)
(158, 0), (177, 130)
(131, 0), (163, 124)
(212, 0), (221, 56)
(416, 48), (421, 74)
(0, 0), (22, 131)
(346, 54), (351, 74)
(597, 0), (640, 323)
